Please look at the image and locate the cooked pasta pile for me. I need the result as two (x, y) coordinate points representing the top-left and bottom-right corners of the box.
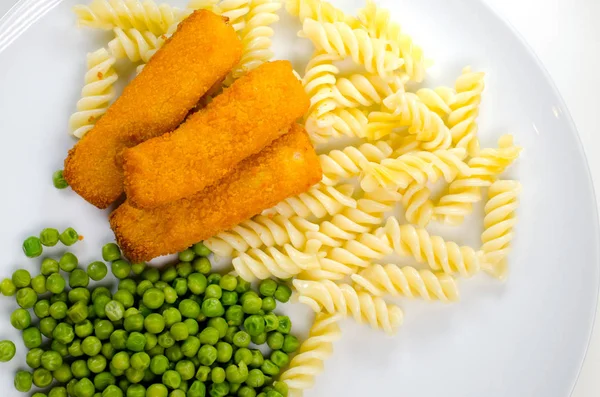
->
(71, 0), (522, 395)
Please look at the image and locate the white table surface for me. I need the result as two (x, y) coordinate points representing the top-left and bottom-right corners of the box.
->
(1, 0), (599, 395)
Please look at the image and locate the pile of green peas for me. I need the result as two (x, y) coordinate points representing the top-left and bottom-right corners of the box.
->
(1, 233), (297, 397)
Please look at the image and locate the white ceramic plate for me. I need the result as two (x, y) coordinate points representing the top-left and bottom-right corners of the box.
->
(0, 0), (598, 396)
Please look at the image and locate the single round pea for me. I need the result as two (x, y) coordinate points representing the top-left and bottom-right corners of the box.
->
(111, 351), (130, 371)
(197, 344), (217, 366)
(105, 300), (125, 322)
(192, 257), (211, 275)
(41, 258), (60, 276)
(207, 274), (221, 286)
(69, 269), (89, 288)
(149, 355), (169, 375)
(141, 267), (160, 283)
(23, 236), (43, 258)
(157, 331), (175, 349)
(75, 319), (94, 338)
(16, 287), (37, 309)
(226, 361), (249, 384)
(103, 385), (123, 397)
(53, 363), (73, 383)
(130, 352), (150, 370)
(102, 342), (115, 360)
(111, 260), (131, 279)
(23, 327), (42, 348)
(170, 322), (189, 341)
(142, 288), (164, 310)
(262, 297), (276, 312)
(173, 278), (188, 297)
(59, 252), (78, 272)
(88, 355), (108, 374)
(174, 360), (195, 382)
(102, 243), (121, 262)
(185, 274), (207, 296)
(206, 317), (227, 338)
(162, 307), (182, 328)
(34, 299), (50, 318)
(146, 384), (168, 397)
(47, 272), (66, 294)
(205, 284), (222, 300)
(221, 291), (238, 306)
(146, 345), (163, 357)
(67, 300), (89, 323)
(277, 316), (291, 334)
(93, 295), (111, 319)
(94, 319), (114, 340)
(0, 340), (16, 362)
(178, 299), (200, 319)
(30, 274), (47, 294)
(233, 331), (251, 348)
(40, 317), (57, 338)
(125, 367), (145, 383)
(126, 384), (146, 397)
(52, 340), (69, 358)
(162, 370), (181, 389)
(113, 289), (134, 309)
(59, 228), (79, 246)
(270, 350), (289, 368)
(183, 318), (199, 336)
(68, 339), (84, 357)
(215, 341), (233, 363)
(251, 332), (267, 346)
(192, 243), (211, 257)
(211, 367), (225, 384)
(197, 327), (218, 346)
(52, 169), (69, 189)
(41, 350), (63, 371)
(87, 261), (108, 281)
(238, 386), (257, 397)
(242, 295), (262, 315)
(12, 269), (31, 288)
(81, 336), (101, 356)
(110, 330), (129, 350)
(210, 382), (229, 397)
(11, 308), (31, 329)
(178, 248), (196, 263)
(225, 305), (244, 327)
(0, 278), (16, 296)
(180, 336), (200, 358)
(93, 372), (115, 391)
(53, 322), (75, 344)
(194, 366), (210, 382)
(50, 301), (68, 319)
(131, 262), (146, 275)
(176, 262), (193, 278)
(40, 227), (60, 247)
(118, 378), (130, 391)
(126, 332), (146, 352)
(224, 326), (237, 344)
(246, 368), (265, 388)
(274, 284), (292, 303)
(92, 286), (111, 300)
(249, 350), (264, 369)
(202, 298), (224, 318)
(73, 377), (95, 397)
(26, 348), (44, 368)
(264, 313), (279, 333)
(14, 370), (33, 392)
(234, 348), (253, 366)
(217, 275), (236, 293)
(142, 313), (164, 334)
(282, 334), (300, 353)
(187, 380), (206, 397)
(244, 315), (265, 337)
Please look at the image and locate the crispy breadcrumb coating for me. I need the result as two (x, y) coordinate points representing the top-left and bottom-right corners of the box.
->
(122, 61), (310, 209)
(64, 10), (242, 209)
(110, 124), (322, 262)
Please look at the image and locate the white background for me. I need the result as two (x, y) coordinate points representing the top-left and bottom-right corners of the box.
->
(1, 0), (599, 395)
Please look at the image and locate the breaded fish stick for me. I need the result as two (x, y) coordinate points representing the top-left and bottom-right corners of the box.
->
(122, 61), (310, 209)
(110, 124), (322, 262)
(64, 10), (242, 209)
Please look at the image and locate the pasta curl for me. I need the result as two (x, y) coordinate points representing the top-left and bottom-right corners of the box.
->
(448, 67), (485, 155)
(320, 141), (394, 185)
(285, 0), (361, 27)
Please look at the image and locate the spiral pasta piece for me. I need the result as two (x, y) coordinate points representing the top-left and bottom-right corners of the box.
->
(232, 242), (320, 281)
(400, 181), (434, 228)
(481, 180), (521, 279)
(434, 135), (522, 225)
(327, 108), (369, 140)
(280, 313), (342, 394)
(328, 231), (393, 268)
(416, 86), (455, 117)
(320, 141), (394, 185)
(204, 215), (318, 257)
(293, 280), (403, 334)
(448, 67), (485, 155)
(360, 148), (469, 192)
(73, 0), (182, 34)
(352, 264), (459, 302)
(388, 135), (421, 157)
(381, 217), (481, 277)
(302, 52), (340, 139)
(332, 73), (406, 108)
(285, 0), (361, 27)
(262, 183), (356, 220)
(366, 90), (452, 149)
(69, 48), (118, 139)
(301, 19), (403, 78)
(189, 0), (250, 31)
(108, 27), (163, 62)
(357, 0), (426, 82)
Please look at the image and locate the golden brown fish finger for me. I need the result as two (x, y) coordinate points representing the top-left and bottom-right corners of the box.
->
(110, 124), (322, 262)
(122, 61), (310, 209)
(64, 10), (242, 209)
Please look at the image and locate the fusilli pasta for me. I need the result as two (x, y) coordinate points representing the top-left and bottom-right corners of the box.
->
(232, 242), (320, 281)
(332, 73), (405, 108)
(480, 180), (521, 279)
(400, 181), (434, 227)
(357, 0), (426, 82)
(416, 86), (455, 117)
(204, 215), (319, 257)
(285, 0), (361, 27)
(434, 135), (522, 225)
(327, 108), (369, 140)
(320, 141), (393, 185)
(448, 66), (485, 155)
(108, 27), (163, 62)
(189, 0), (250, 32)
(262, 183), (356, 220)
(360, 148), (470, 192)
(301, 19), (403, 78)
(73, 0), (182, 34)
(280, 313), (342, 395)
(69, 48), (118, 139)
(351, 264), (459, 302)
(293, 279), (404, 334)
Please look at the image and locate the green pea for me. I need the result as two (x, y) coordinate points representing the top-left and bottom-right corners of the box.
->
(146, 345), (164, 357)
(149, 355), (169, 375)
(244, 315), (265, 337)
(102, 342), (115, 360)
(0, 340), (16, 362)
(207, 274), (221, 286)
(238, 386), (257, 397)
(12, 269), (31, 288)
(196, 327), (217, 346)
(52, 169), (69, 189)
(102, 243), (121, 262)
(11, 308), (31, 329)
(68, 339), (84, 357)
(257, 279), (276, 297)
(232, 330), (250, 348)
(242, 295), (262, 315)
(103, 385), (123, 397)
(247, 368), (266, 388)
(23, 327), (42, 348)
(126, 332), (146, 352)
(39, 228), (59, 247)
(68, 300), (90, 324)
(80, 335), (101, 356)
(277, 316), (291, 334)
(125, 367), (145, 383)
(52, 322), (74, 344)
(70, 288), (92, 304)
(142, 288), (164, 310)
(73, 377), (95, 397)
(139, 314), (163, 335)
(163, 344), (182, 363)
(49, 386), (68, 397)
(210, 367), (225, 384)
(191, 258), (211, 276)
(262, 297), (277, 313)
(161, 307), (181, 328)
(14, 370), (33, 392)
(122, 314), (142, 333)
(210, 382), (229, 397)
(157, 267), (175, 283)
(41, 350), (63, 371)
(118, 378), (130, 391)
(47, 272), (66, 294)
(225, 305), (244, 327)
(88, 355), (108, 373)
(234, 347), (252, 366)
(31, 274), (47, 294)
(93, 372), (115, 391)
(37, 320), (53, 341)
(226, 361), (249, 384)
(180, 336), (200, 358)
(87, 261), (108, 281)
(93, 295), (111, 319)
(184, 274), (205, 297)
(215, 341), (233, 363)
(179, 299), (200, 319)
(183, 318), (199, 336)
(0, 278), (16, 296)
(219, 291), (237, 306)
(30, 299), (50, 318)
(111, 351), (130, 372)
(40, 258), (59, 276)
(26, 348), (43, 368)
(175, 360), (195, 381)
(126, 384), (146, 397)
(75, 319), (93, 338)
(52, 363), (73, 383)
(157, 331), (175, 349)
(194, 365), (210, 382)
(282, 334), (299, 353)
(170, 322), (189, 341)
(197, 344), (217, 366)
(59, 228), (79, 246)
(105, 300), (125, 322)
(159, 370), (180, 389)
(59, 252), (78, 272)
(176, 262), (194, 278)
(187, 380), (206, 397)
(252, 332), (268, 345)
(131, 262), (146, 275)
(205, 284), (222, 299)
(93, 319), (113, 340)
(110, 330), (129, 350)
(202, 298), (224, 318)
(262, 313), (278, 331)
(130, 352), (150, 370)
(49, 301), (67, 319)
(23, 236), (43, 258)
(172, 278), (188, 297)
(192, 243), (211, 257)
(111, 259), (131, 279)
(114, 289), (134, 309)
(273, 284), (292, 302)
(16, 287), (37, 309)
(146, 384), (168, 397)
(176, 248), (195, 263)
(224, 326), (237, 344)
(272, 350), (290, 368)
(250, 350), (264, 369)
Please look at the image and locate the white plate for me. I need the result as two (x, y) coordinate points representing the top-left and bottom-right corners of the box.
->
(0, 0), (598, 396)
